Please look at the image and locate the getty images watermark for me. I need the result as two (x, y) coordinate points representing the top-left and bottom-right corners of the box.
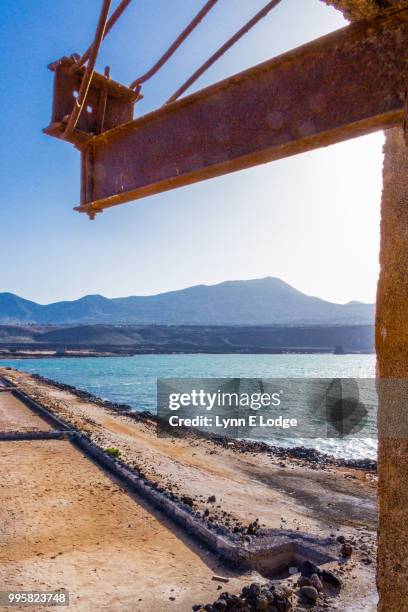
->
(157, 377), (408, 440)
(164, 386), (299, 431)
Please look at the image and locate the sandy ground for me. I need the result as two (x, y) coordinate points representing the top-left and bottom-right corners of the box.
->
(0, 390), (51, 432)
(0, 368), (379, 610)
(0, 440), (255, 612)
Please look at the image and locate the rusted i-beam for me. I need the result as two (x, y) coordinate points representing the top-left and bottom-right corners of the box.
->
(47, 6), (408, 217)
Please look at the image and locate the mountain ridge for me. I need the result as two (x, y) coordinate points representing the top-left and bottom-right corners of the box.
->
(0, 277), (374, 326)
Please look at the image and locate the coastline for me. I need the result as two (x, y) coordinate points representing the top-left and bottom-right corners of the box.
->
(0, 349), (375, 359)
(16, 369), (377, 470)
(0, 367), (377, 610)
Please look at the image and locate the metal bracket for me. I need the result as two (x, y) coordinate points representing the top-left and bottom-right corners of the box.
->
(43, 55), (139, 147)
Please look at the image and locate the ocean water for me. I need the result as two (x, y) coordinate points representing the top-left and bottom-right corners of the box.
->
(0, 354), (376, 460)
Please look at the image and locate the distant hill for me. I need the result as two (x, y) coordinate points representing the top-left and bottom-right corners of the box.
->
(0, 324), (374, 354)
(0, 278), (374, 326)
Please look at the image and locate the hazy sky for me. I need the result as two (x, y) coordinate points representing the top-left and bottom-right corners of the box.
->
(0, 0), (383, 305)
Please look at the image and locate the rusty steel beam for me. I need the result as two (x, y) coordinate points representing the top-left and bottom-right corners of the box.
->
(74, 6), (408, 216)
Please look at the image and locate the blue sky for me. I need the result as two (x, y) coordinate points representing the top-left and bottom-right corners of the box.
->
(0, 0), (383, 304)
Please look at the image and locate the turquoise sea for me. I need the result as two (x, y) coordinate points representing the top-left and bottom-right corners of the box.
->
(0, 353), (376, 460)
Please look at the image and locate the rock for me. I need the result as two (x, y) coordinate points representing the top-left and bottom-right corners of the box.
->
(181, 496), (194, 507)
(321, 569), (342, 588)
(243, 583), (261, 597)
(196, 581), (292, 612)
(212, 600), (227, 611)
(299, 585), (319, 603)
(273, 598), (291, 612)
(274, 586), (291, 598)
(288, 566), (299, 575)
(341, 543), (353, 557)
(310, 573), (324, 592)
(208, 495), (217, 503)
(336, 535), (346, 544)
(225, 594), (243, 607)
(192, 605), (202, 611)
(253, 595), (269, 610)
(298, 576), (313, 588)
(301, 560), (322, 578)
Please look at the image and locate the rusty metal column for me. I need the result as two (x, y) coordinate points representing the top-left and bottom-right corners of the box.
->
(376, 127), (408, 610)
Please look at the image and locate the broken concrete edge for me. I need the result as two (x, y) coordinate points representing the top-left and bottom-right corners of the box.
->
(5, 369), (377, 471)
(0, 373), (337, 574)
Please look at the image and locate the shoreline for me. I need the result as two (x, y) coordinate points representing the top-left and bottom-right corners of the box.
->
(8, 368), (377, 469)
(0, 367), (378, 610)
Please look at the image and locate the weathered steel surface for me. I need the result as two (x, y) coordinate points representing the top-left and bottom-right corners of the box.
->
(43, 57), (138, 146)
(324, 0), (402, 22)
(74, 6), (408, 215)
